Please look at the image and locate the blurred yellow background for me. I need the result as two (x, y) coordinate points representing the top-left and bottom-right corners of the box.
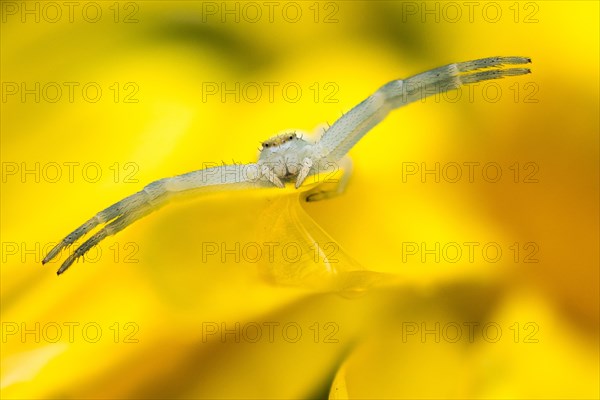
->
(1, 1), (598, 399)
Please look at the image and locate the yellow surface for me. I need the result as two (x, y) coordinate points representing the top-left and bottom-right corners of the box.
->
(1, 1), (598, 398)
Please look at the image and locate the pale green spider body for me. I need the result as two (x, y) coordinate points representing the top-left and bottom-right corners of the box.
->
(43, 56), (531, 274)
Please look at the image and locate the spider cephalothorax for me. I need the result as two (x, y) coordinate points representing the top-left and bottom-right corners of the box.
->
(258, 131), (314, 186)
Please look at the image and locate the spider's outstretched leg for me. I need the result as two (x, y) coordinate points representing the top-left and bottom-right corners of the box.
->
(44, 163), (270, 274)
(44, 187), (169, 275)
(391, 56), (532, 108)
(310, 56), (532, 165)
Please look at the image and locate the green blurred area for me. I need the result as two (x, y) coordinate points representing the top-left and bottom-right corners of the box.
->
(1, 1), (598, 399)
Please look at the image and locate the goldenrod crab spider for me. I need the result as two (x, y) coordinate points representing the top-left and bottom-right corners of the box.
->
(43, 56), (531, 275)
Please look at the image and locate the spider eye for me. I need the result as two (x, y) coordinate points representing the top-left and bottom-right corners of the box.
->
(288, 135), (293, 140)
(262, 143), (268, 148)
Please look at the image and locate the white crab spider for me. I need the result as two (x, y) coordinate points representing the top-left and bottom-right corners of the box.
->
(43, 56), (531, 274)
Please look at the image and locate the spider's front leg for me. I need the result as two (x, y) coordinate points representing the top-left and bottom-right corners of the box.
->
(259, 163), (284, 188)
(295, 157), (314, 189)
(43, 180), (170, 274)
(44, 163), (271, 275)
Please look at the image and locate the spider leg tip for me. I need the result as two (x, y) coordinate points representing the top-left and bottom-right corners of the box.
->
(42, 253), (55, 265)
(56, 261), (72, 275)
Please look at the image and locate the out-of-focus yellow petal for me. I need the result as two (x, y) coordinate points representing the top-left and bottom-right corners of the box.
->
(335, 286), (599, 399)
